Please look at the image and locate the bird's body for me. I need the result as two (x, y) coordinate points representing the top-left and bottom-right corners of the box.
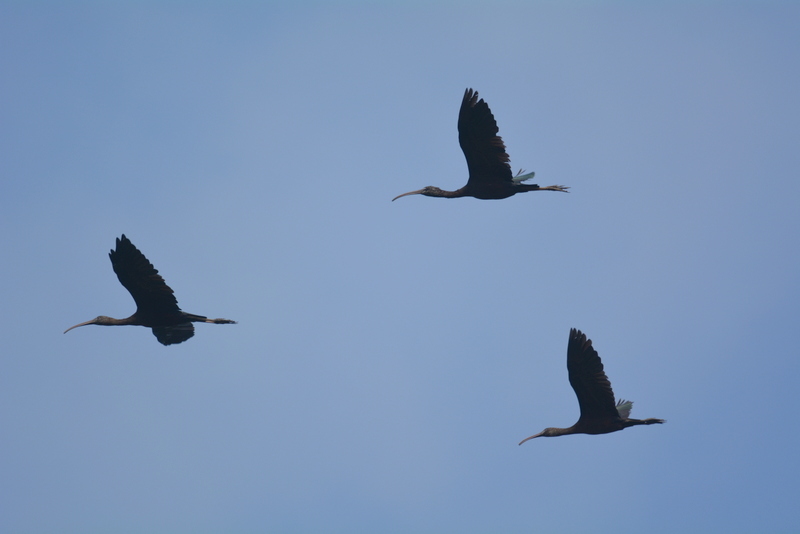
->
(64, 235), (236, 345)
(392, 88), (569, 201)
(519, 328), (663, 444)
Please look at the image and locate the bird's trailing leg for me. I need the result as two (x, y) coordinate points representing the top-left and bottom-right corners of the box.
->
(512, 170), (569, 192)
(537, 185), (570, 192)
(624, 417), (665, 427)
(183, 312), (237, 325)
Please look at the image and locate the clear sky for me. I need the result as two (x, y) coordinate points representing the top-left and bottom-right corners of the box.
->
(2, 2), (799, 533)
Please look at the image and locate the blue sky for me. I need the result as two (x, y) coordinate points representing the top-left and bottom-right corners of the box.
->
(2, 2), (799, 533)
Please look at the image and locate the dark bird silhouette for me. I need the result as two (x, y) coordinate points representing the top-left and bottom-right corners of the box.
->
(64, 235), (236, 345)
(392, 88), (569, 201)
(519, 328), (663, 444)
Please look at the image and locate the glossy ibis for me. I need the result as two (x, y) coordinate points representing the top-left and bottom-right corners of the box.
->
(392, 88), (569, 201)
(64, 235), (236, 346)
(519, 328), (664, 444)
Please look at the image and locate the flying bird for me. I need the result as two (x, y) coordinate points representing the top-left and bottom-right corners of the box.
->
(392, 88), (569, 201)
(519, 328), (664, 444)
(64, 235), (236, 346)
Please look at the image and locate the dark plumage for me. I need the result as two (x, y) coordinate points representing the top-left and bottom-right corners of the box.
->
(64, 235), (236, 345)
(519, 328), (664, 444)
(392, 88), (569, 201)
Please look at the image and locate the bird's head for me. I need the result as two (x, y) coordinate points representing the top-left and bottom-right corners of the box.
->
(518, 427), (559, 445)
(392, 186), (445, 201)
(64, 316), (114, 333)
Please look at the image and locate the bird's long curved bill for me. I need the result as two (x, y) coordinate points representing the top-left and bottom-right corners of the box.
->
(392, 189), (425, 201)
(518, 432), (545, 446)
(64, 319), (97, 334)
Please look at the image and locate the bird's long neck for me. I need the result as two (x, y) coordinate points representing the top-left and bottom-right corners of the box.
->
(514, 184), (567, 193)
(99, 315), (141, 326)
(431, 187), (466, 198)
(64, 315), (138, 334)
(546, 425), (581, 437)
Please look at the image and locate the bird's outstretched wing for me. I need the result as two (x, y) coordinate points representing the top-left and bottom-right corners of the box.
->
(567, 328), (621, 424)
(152, 323), (195, 345)
(109, 235), (181, 317)
(458, 88), (514, 187)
